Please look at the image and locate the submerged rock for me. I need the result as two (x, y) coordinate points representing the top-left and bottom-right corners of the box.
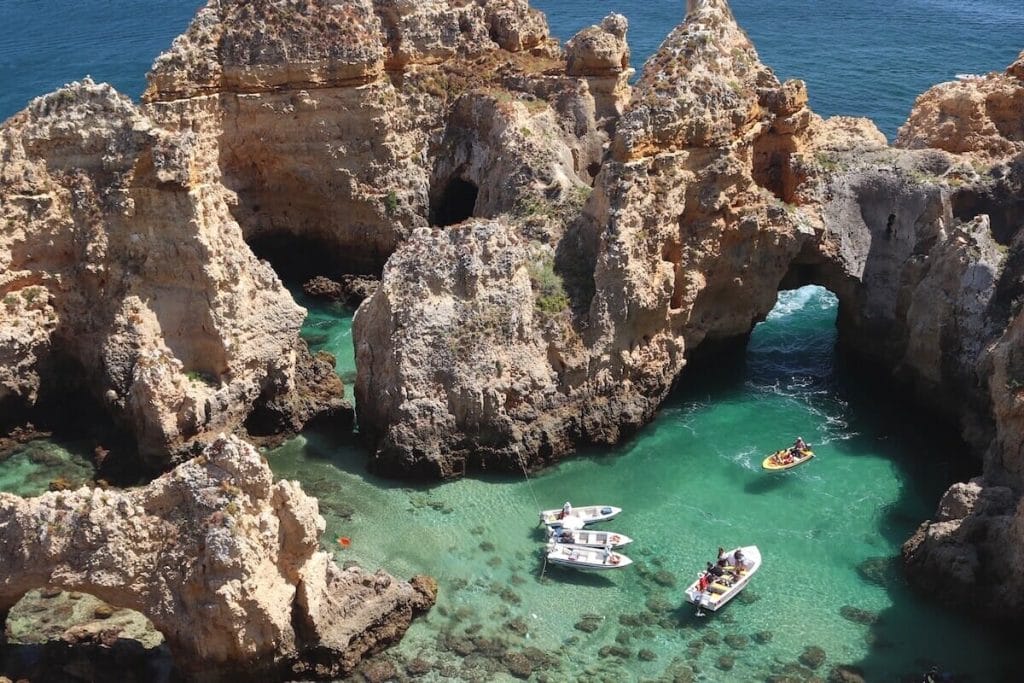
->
(799, 645), (827, 669)
(839, 605), (879, 626)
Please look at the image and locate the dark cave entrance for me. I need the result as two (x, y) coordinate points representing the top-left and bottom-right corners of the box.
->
(1, 589), (175, 682)
(0, 350), (143, 486)
(430, 178), (479, 227)
(248, 232), (380, 283)
(951, 187), (1024, 245)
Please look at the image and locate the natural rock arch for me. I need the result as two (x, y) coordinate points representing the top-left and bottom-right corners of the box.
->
(0, 436), (434, 680)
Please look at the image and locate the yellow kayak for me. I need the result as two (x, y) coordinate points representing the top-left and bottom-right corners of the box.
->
(762, 448), (814, 471)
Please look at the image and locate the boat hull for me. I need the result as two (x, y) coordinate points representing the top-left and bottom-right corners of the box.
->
(684, 545), (761, 612)
(545, 543), (633, 570)
(539, 505), (622, 527)
(762, 449), (814, 471)
(548, 528), (633, 548)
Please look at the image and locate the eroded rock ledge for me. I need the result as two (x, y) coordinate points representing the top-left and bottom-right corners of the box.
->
(0, 80), (345, 469)
(0, 436), (435, 680)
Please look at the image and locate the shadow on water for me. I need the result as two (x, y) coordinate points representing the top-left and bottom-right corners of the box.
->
(847, 594), (1023, 682)
(538, 566), (617, 589)
(0, 638), (176, 683)
(659, 286), (1017, 679)
(742, 471), (797, 495)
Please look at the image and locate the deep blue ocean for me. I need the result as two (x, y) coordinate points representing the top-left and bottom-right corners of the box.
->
(2, 1), (1023, 681)
(1, 1), (1023, 137)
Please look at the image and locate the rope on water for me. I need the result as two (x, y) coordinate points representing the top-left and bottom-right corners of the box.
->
(514, 446), (542, 514)
(514, 446), (550, 579)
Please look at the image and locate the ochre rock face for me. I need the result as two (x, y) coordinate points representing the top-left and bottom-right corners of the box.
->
(354, 221), (589, 476)
(0, 80), (339, 467)
(354, 0), (841, 475)
(142, 0), (565, 275)
(566, 14), (630, 78)
(0, 436), (433, 678)
(887, 52), (1024, 618)
(896, 51), (1024, 160)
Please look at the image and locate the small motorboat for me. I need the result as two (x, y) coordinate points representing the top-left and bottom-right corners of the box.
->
(545, 542), (633, 570)
(683, 545), (761, 612)
(539, 504), (621, 527)
(548, 527), (633, 548)
(762, 448), (814, 471)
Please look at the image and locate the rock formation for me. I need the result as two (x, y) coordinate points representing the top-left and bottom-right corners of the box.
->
(355, 221), (587, 475)
(355, 0), (851, 476)
(0, 80), (342, 469)
(141, 0), (594, 276)
(2, 0), (1023, 632)
(351, 0), (1024, 621)
(896, 51), (1024, 160)
(896, 59), (1024, 619)
(0, 435), (435, 679)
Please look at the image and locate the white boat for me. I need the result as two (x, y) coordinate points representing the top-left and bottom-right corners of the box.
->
(548, 527), (633, 548)
(539, 505), (621, 527)
(545, 542), (633, 570)
(683, 545), (761, 612)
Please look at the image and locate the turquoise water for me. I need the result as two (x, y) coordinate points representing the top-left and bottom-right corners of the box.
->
(0, 440), (94, 497)
(1, 286), (1015, 678)
(289, 287), (358, 390)
(3, 1), (1022, 137)
(269, 287), (1016, 681)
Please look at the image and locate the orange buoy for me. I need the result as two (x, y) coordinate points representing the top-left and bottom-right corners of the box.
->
(337, 536), (351, 548)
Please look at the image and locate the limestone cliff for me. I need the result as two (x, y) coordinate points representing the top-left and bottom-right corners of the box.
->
(0, 80), (342, 468)
(354, 0), (841, 475)
(0, 436), (434, 679)
(894, 59), (1024, 617)
(355, 221), (588, 475)
(141, 0), (618, 276)
(896, 51), (1024, 160)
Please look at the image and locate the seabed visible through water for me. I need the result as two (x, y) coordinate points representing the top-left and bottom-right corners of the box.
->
(268, 286), (1017, 681)
(2, 287), (1018, 681)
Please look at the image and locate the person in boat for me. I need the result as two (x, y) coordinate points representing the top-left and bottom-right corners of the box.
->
(558, 529), (575, 543)
(602, 544), (613, 564)
(707, 561), (725, 579)
(559, 501), (572, 519)
(697, 571), (710, 593)
(717, 547), (728, 566)
(791, 436), (808, 455)
(730, 548), (745, 576)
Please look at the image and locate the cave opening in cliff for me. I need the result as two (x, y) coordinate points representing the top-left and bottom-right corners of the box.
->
(247, 232), (380, 284)
(430, 177), (479, 227)
(0, 349), (142, 485)
(951, 187), (1024, 245)
(752, 132), (798, 203)
(0, 589), (175, 680)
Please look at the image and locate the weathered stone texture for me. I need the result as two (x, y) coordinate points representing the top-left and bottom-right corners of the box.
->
(0, 436), (433, 678)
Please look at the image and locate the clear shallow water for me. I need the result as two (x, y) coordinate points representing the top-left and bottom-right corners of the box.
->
(3, 1), (1022, 138)
(289, 287), (358, 390)
(0, 440), (94, 497)
(269, 287), (1017, 681)
(0, 289), (1015, 678)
